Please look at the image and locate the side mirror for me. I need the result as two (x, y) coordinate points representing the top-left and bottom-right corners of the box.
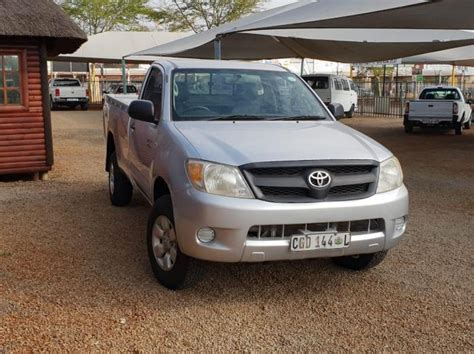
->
(327, 103), (345, 120)
(102, 90), (108, 94)
(128, 100), (155, 123)
(467, 99), (472, 105)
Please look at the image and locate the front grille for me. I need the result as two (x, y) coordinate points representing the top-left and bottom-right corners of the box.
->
(248, 219), (384, 239)
(241, 160), (378, 203)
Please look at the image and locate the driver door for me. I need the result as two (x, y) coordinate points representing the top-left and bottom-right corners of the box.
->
(128, 67), (163, 198)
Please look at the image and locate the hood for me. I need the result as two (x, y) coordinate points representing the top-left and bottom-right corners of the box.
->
(173, 121), (392, 166)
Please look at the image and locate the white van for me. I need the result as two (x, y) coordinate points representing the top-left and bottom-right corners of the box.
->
(303, 74), (358, 118)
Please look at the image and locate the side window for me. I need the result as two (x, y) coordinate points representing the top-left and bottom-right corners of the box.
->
(349, 81), (357, 91)
(342, 79), (350, 91)
(142, 67), (163, 120)
(333, 78), (342, 91)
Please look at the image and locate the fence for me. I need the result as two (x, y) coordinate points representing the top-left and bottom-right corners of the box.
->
(354, 80), (474, 118)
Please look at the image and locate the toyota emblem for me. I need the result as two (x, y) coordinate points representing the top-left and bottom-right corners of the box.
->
(308, 170), (331, 189)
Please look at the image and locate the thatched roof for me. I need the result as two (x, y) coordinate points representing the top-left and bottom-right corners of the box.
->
(0, 0), (87, 56)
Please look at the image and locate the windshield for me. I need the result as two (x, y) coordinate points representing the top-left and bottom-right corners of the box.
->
(171, 69), (331, 121)
(304, 76), (329, 90)
(53, 79), (81, 87)
(420, 88), (460, 100)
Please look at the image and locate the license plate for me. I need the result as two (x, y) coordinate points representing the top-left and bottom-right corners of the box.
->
(426, 119), (438, 124)
(67, 98), (79, 101)
(290, 232), (350, 251)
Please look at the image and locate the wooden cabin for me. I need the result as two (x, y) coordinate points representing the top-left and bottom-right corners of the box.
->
(0, 0), (86, 178)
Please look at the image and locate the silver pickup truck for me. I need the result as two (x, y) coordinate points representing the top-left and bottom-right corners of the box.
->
(103, 59), (409, 290)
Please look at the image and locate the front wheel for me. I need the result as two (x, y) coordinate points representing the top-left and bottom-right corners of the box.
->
(345, 104), (355, 118)
(147, 195), (201, 290)
(464, 114), (472, 130)
(332, 251), (388, 271)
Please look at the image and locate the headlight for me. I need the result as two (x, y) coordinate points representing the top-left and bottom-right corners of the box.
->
(377, 156), (404, 193)
(186, 160), (254, 199)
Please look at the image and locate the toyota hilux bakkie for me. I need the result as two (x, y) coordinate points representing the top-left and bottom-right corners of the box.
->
(103, 59), (409, 290)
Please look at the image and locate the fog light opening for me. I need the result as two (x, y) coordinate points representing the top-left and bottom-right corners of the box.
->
(395, 216), (407, 232)
(197, 228), (215, 243)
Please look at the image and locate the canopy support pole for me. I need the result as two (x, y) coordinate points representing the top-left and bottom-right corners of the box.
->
(214, 37), (222, 60)
(451, 65), (455, 86)
(395, 64), (399, 99)
(300, 58), (304, 75)
(382, 64), (387, 97)
(121, 57), (127, 94)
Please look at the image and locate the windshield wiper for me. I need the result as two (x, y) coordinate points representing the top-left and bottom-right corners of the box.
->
(269, 115), (327, 121)
(209, 115), (270, 121)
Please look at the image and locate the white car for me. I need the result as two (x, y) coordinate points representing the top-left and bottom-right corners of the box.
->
(49, 78), (89, 110)
(303, 74), (358, 118)
(404, 86), (472, 135)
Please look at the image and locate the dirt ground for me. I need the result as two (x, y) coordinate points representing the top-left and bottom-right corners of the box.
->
(1, 111), (473, 351)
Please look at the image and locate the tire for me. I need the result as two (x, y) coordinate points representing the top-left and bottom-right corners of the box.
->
(108, 152), (132, 206)
(454, 121), (463, 135)
(464, 114), (472, 130)
(345, 104), (355, 118)
(332, 251), (388, 271)
(81, 103), (89, 111)
(50, 97), (56, 111)
(147, 195), (201, 290)
(404, 122), (413, 133)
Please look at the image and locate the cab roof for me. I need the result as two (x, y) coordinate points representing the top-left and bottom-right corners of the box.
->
(154, 58), (288, 72)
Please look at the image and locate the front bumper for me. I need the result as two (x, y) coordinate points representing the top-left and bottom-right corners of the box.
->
(173, 185), (409, 263)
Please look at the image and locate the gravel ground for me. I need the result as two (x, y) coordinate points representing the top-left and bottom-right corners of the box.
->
(1, 111), (473, 351)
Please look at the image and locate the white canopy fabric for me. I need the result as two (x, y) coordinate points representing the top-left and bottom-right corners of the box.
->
(53, 31), (190, 63)
(225, 0), (474, 32)
(132, 28), (474, 63)
(401, 45), (474, 66)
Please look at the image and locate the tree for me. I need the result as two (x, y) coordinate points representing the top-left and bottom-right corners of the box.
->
(57, 0), (156, 35)
(154, 0), (265, 33)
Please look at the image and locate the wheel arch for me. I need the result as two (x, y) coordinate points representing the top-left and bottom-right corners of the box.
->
(153, 176), (171, 202)
(106, 132), (115, 172)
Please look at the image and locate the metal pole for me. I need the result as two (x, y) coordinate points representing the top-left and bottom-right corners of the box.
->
(451, 65), (455, 86)
(382, 64), (386, 96)
(121, 57), (127, 94)
(214, 38), (222, 60)
(300, 58), (304, 75)
(395, 64), (399, 99)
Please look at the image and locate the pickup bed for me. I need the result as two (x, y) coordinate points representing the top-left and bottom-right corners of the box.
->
(404, 86), (472, 135)
(49, 78), (89, 110)
(103, 58), (408, 290)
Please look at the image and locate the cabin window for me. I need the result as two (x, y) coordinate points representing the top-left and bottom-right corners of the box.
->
(0, 53), (22, 105)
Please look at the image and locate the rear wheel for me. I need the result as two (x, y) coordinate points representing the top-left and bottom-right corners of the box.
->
(454, 121), (463, 135)
(332, 251), (388, 271)
(108, 152), (132, 206)
(404, 122), (413, 133)
(81, 103), (89, 111)
(147, 195), (201, 290)
(50, 97), (56, 111)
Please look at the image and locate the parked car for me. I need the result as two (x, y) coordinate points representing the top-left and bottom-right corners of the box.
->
(404, 86), (472, 135)
(103, 59), (408, 290)
(49, 78), (89, 110)
(302, 74), (358, 118)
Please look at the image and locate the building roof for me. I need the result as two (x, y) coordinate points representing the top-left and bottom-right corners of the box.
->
(55, 31), (191, 63)
(0, 0), (87, 56)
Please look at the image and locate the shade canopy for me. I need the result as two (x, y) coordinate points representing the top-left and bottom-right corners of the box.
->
(132, 28), (474, 63)
(401, 45), (474, 66)
(53, 31), (190, 63)
(223, 0), (474, 32)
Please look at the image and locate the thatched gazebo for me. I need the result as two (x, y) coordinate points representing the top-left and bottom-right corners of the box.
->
(0, 0), (87, 178)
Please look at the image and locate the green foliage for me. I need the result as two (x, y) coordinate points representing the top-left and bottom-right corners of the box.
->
(57, 0), (156, 35)
(154, 0), (265, 33)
